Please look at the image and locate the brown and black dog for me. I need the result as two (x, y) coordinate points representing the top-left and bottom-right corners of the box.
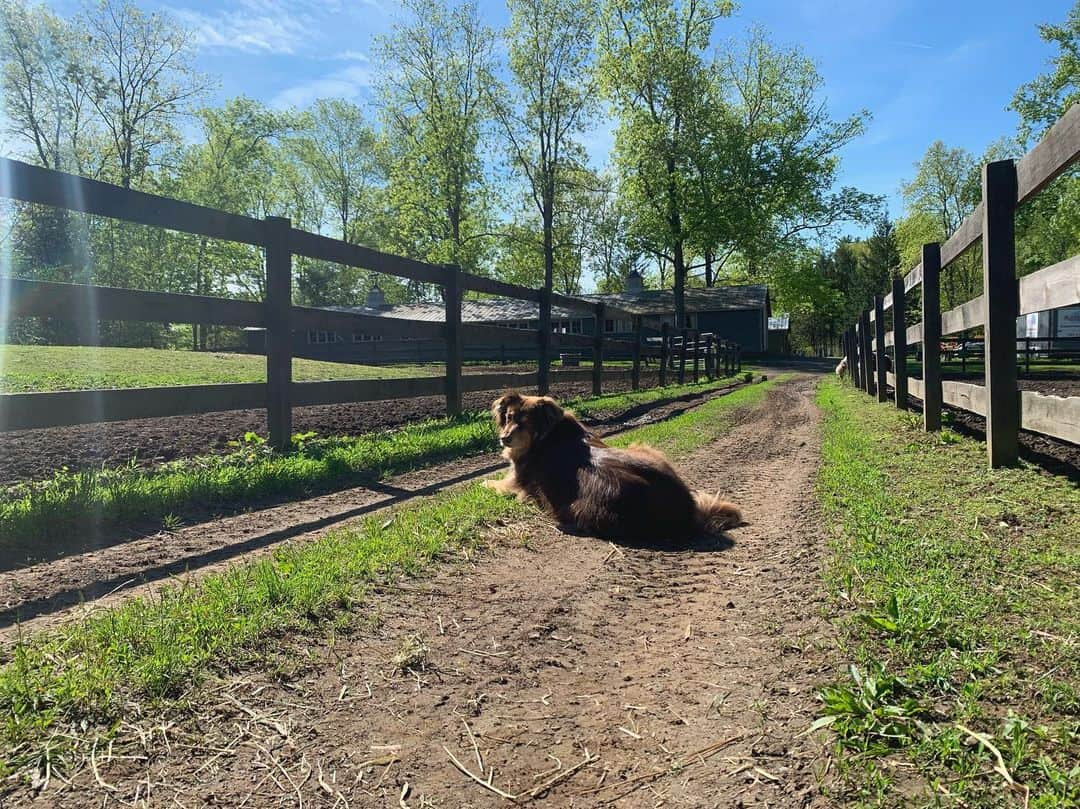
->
(483, 391), (741, 545)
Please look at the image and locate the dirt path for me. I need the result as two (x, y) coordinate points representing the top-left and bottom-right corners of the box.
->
(17, 375), (834, 808)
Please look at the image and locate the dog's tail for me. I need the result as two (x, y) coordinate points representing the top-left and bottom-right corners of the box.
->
(693, 490), (742, 533)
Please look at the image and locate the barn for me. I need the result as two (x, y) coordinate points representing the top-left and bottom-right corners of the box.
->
(246, 272), (772, 363)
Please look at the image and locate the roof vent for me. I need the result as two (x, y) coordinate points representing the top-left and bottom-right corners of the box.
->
(625, 270), (643, 295)
(365, 284), (389, 309)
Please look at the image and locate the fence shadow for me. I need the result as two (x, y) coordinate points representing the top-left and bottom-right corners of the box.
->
(0, 461), (505, 630)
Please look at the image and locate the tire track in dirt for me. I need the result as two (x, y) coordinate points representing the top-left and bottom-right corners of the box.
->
(14, 375), (835, 808)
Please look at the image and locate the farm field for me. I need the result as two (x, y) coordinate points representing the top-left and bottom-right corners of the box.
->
(0, 344), (641, 394)
(0, 344), (441, 392)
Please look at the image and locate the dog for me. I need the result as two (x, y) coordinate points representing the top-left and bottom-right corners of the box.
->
(835, 356), (848, 378)
(483, 391), (741, 545)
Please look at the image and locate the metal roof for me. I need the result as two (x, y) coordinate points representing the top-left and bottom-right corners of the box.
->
(580, 284), (769, 316)
(326, 298), (580, 323)
(327, 284), (770, 323)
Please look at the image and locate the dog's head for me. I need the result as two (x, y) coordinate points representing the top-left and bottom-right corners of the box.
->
(490, 391), (564, 460)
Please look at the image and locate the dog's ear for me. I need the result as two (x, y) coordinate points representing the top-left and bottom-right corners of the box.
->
(492, 391), (523, 426)
(531, 396), (564, 440)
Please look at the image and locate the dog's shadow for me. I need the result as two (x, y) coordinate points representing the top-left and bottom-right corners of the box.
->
(559, 523), (738, 553)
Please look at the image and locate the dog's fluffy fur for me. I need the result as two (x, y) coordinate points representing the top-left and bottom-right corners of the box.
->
(835, 356), (848, 377)
(483, 391), (741, 544)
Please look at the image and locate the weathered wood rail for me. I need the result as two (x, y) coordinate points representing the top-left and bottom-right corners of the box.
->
(846, 103), (1080, 465)
(0, 158), (739, 447)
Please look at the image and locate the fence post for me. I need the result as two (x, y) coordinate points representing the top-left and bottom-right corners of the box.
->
(692, 330), (700, 383)
(859, 310), (874, 396)
(631, 315), (642, 390)
(982, 159), (1020, 467)
(892, 279), (908, 408)
(874, 295), (887, 402)
(852, 322), (861, 388)
(659, 322), (670, 386)
(736, 344), (742, 373)
(678, 328), (688, 384)
(704, 334), (714, 379)
(922, 242), (943, 432)
(537, 288), (551, 394)
(592, 302), (604, 395)
(444, 264), (463, 416)
(264, 216), (292, 451)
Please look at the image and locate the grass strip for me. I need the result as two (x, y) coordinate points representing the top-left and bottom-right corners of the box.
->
(815, 379), (1079, 808)
(0, 376), (747, 545)
(0, 345), (442, 392)
(0, 374), (774, 780)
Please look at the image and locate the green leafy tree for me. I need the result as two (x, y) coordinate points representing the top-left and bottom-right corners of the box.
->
(598, 0), (733, 327)
(1010, 3), (1080, 277)
(696, 27), (874, 284)
(375, 0), (496, 277)
(896, 141), (981, 307)
(493, 0), (597, 296)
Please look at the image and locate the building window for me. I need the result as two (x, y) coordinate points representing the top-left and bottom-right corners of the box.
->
(352, 332), (382, 343)
(605, 319), (614, 333)
(571, 319), (582, 334)
(307, 330), (339, 344)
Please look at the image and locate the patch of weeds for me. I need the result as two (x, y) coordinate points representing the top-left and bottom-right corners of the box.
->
(392, 635), (430, 672)
(815, 379), (1080, 807)
(815, 665), (929, 755)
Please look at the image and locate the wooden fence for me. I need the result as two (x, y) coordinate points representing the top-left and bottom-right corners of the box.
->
(844, 103), (1080, 466)
(0, 158), (740, 448)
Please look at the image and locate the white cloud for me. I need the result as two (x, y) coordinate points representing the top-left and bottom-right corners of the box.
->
(329, 49), (371, 62)
(171, 0), (314, 55)
(271, 64), (376, 108)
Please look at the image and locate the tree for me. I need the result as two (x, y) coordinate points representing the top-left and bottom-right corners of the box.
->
(701, 28), (875, 283)
(1011, 1), (1080, 145)
(587, 174), (645, 293)
(375, 0), (496, 276)
(293, 99), (380, 245)
(493, 0), (597, 297)
(897, 140), (981, 307)
(598, 0), (733, 328)
(177, 97), (292, 346)
(1010, 3), (1080, 277)
(81, 0), (208, 190)
(0, 0), (98, 174)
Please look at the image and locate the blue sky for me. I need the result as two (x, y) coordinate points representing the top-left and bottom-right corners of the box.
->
(59, 0), (1074, 226)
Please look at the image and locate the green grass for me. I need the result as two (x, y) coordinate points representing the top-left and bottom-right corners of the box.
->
(0, 344), (440, 392)
(0, 376), (750, 547)
(903, 359), (1080, 377)
(0, 375), (772, 782)
(815, 379), (1080, 808)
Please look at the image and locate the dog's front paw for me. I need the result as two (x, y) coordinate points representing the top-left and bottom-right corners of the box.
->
(483, 477), (515, 495)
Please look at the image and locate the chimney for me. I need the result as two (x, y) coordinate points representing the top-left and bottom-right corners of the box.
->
(365, 284), (389, 309)
(625, 270), (643, 295)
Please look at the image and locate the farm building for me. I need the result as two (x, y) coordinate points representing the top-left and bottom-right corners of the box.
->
(245, 272), (772, 364)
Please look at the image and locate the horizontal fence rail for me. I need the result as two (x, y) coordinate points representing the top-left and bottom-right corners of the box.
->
(843, 102), (1080, 467)
(0, 158), (745, 445)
